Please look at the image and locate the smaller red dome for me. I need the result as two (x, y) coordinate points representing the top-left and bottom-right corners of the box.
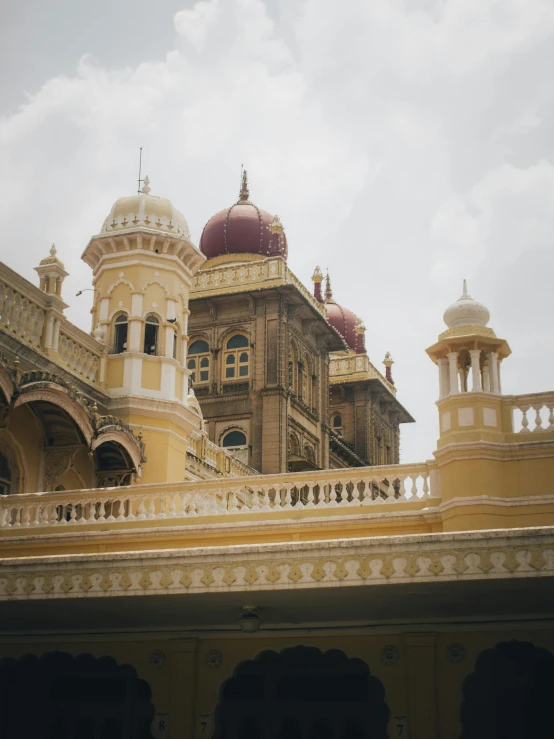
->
(323, 273), (364, 353)
(200, 171), (288, 261)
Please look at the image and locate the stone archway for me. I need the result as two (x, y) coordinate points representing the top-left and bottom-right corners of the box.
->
(0, 651), (155, 738)
(460, 639), (554, 738)
(213, 646), (390, 739)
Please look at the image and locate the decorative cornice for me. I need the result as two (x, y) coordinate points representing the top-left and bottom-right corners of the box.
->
(1, 527), (553, 601)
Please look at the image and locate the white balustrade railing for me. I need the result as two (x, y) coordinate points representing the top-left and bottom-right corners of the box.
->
(510, 392), (554, 433)
(0, 463), (437, 531)
(58, 329), (101, 383)
(0, 279), (46, 348)
(330, 354), (396, 394)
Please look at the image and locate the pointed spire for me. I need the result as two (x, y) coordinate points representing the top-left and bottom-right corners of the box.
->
(462, 278), (469, 297)
(141, 175), (151, 195)
(324, 271), (333, 302)
(50, 243), (57, 257)
(239, 169), (249, 202)
(384, 352), (395, 385)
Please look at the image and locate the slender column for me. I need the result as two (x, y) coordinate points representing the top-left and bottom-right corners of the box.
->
(497, 359), (503, 393)
(438, 357), (449, 398)
(469, 349), (482, 391)
(483, 361), (490, 392)
(447, 352), (459, 395)
(458, 367), (466, 393)
(128, 292), (144, 352)
(44, 313), (54, 348)
(489, 351), (500, 394)
(52, 318), (60, 352)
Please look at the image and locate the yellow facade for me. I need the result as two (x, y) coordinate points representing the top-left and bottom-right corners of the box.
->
(0, 189), (553, 738)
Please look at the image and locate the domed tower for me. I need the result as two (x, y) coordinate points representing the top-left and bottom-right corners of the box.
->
(200, 170), (287, 263)
(426, 281), (511, 450)
(322, 273), (365, 354)
(81, 177), (206, 482)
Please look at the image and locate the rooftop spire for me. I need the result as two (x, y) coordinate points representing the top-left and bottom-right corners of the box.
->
(239, 169), (249, 202)
(141, 175), (151, 195)
(325, 271), (333, 302)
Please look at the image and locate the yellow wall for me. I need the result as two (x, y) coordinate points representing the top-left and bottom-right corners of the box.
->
(2, 627), (553, 739)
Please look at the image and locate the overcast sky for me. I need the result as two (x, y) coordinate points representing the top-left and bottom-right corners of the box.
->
(1, 0), (553, 463)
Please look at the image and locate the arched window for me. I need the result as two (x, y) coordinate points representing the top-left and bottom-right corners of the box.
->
(333, 413), (343, 436)
(224, 334), (250, 380)
(0, 452), (12, 495)
(288, 342), (298, 393)
(113, 314), (128, 354)
(301, 355), (312, 406)
(143, 315), (159, 355)
(222, 430), (247, 448)
(188, 339), (210, 385)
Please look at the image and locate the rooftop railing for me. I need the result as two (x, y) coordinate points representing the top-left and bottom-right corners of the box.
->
(0, 462), (437, 533)
(508, 392), (554, 434)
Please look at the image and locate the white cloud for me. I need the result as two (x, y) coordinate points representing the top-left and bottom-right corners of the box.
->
(1, 0), (553, 462)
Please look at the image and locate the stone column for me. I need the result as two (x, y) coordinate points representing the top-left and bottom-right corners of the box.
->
(469, 349), (482, 392)
(128, 292), (144, 352)
(489, 351), (500, 394)
(438, 357), (449, 398)
(169, 639), (198, 739)
(483, 361), (491, 392)
(447, 352), (459, 395)
(405, 633), (437, 739)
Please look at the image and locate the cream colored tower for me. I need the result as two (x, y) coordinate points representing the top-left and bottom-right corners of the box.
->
(82, 177), (206, 483)
(426, 281), (511, 449)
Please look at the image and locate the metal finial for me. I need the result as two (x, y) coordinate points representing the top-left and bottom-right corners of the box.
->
(50, 243), (57, 257)
(239, 169), (249, 201)
(324, 271), (333, 302)
(141, 175), (151, 195)
(462, 279), (469, 297)
(312, 266), (323, 283)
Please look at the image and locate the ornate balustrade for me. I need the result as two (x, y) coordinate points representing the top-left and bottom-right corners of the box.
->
(0, 262), (103, 384)
(0, 272), (47, 350)
(508, 392), (554, 433)
(192, 256), (327, 317)
(0, 462), (437, 532)
(330, 353), (396, 395)
(58, 325), (102, 383)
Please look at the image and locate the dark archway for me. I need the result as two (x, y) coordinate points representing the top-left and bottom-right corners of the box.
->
(213, 646), (390, 739)
(0, 651), (155, 738)
(460, 639), (554, 738)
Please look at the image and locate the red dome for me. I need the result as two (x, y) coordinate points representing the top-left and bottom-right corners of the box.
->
(323, 273), (364, 353)
(200, 172), (288, 261)
(326, 302), (360, 352)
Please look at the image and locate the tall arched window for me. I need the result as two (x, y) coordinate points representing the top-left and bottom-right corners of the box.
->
(222, 430), (247, 448)
(143, 315), (159, 355)
(288, 342), (298, 393)
(113, 314), (128, 354)
(224, 334), (250, 380)
(0, 452), (12, 495)
(188, 339), (210, 385)
(333, 413), (343, 436)
(301, 355), (312, 406)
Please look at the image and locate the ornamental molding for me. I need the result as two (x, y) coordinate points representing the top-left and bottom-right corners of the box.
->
(1, 528), (553, 601)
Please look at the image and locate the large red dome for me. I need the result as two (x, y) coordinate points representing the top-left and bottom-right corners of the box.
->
(200, 172), (288, 261)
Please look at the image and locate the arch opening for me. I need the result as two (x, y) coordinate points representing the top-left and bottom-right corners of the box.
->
(460, 639), (554, 739)
(213, 646), (390, 739)
(0, 651), (156, 739)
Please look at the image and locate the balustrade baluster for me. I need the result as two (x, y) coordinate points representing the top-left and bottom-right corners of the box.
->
(137, 498), (147, 520)
(548, 404), (554, 431)
(385, 479), (396, 501)
(282, 485), (293, 510)
(396, 475), (408, 501)
(86, 502), (97, 523)
(21, 505), (30, 527)
(32, 505), (42, 526)
(97, 501), (106, 522)
(422, 473), (430, 497)
(68, 504), (77, 524)
(0, 506), (9, 528)
(533, 404), (544, 432)
(167, 494), (177, 517)
(116, 499), (127, 522)
(77, 503), (87, 524)
(147, 498), (156, 520)
(105, 501), (116, 523)
(305, 483), (315, 509)
(12, 507), (21, 527)
(328, 482), (338, 507)
(520, 406), (530, 432)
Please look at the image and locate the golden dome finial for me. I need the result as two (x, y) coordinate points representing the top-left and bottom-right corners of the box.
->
(312, 266), (323, 284)
(268, 215), (284, 235)
(141, 175), (151, 195)
(239, 169), (249, 202)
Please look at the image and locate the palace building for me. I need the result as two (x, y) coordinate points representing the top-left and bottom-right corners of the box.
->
(0, 173), (553, 739)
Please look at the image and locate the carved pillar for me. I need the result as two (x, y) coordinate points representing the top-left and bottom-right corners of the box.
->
(447, 352), (459, 395)
(438, 356), (449, 398)
(469, 349), (482, 391)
